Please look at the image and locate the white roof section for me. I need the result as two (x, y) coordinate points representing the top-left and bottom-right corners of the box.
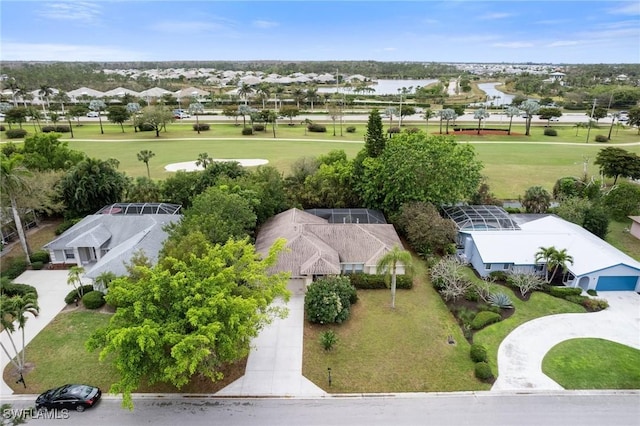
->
(138, 87), (172, 98)
(67, 87), (105, 98)
(466, 215), (640, 276)
(103, 87), (140, 97)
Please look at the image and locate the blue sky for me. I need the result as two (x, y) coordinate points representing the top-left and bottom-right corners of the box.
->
(1, 1), (639, 63)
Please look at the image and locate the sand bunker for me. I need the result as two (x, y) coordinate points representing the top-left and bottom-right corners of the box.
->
(165, 159), (269, 172)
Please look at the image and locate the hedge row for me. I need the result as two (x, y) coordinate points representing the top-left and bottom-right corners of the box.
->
(42, 125), (71, 133)
(64, 285), (94, 304)
(549, 286), (583, 298)
(0, 278), (38, 299)
(470, 311), (501, 330)
(348, 273), (413, 290)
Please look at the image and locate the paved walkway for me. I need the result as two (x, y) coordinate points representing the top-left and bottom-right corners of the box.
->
(0, 270), (78, 396)
(492, 291), (640, 391)
(216, 280), (325, 397)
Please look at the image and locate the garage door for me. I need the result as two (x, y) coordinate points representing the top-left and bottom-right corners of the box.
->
(596, 276), (638, 291)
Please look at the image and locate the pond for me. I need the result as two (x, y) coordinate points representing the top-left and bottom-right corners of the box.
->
(470, 82), (515, 107)
(318, 79), (440, 95)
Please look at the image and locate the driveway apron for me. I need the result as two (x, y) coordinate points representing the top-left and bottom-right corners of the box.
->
(217, 280), (325, 397)
(492, 292), (640, 391)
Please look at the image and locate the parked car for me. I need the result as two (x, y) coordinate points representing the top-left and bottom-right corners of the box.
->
(86, 111), (99, 117)
(548, 116), (560, 122)
(174, 112), (190, 119)
(36, 384), (101, 412)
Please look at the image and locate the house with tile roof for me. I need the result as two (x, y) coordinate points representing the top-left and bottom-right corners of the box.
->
(256, 208), (405, 286)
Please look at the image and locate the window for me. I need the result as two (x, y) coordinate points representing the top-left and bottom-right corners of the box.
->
(64, 249), (75, 260)
(484, 263), (491, 270)
(503, 263), (510, 270)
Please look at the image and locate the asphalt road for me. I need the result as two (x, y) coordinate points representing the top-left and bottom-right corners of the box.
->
(2, 392), (639, 425)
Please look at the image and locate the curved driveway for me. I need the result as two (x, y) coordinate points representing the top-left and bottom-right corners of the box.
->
(492, 292), (640, 391)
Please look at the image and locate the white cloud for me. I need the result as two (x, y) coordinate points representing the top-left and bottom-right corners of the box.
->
(253, 20), (279, 29)
(478, 12), (512, 20)
(608, 2), (640, 15)
(492, 42), (534, 48)
(0, 42), (146, 61)
(382, 47), (397, 51)
(37, 1), (102, 23)
(547, 40), (580, 47)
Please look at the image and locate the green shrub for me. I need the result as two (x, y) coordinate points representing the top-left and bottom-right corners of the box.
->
(6, 129), (27, 139)
(308, 123), (326, 133)
(304, 277), (356, 324)
(54, 125), (71, 133)
(252, 124), (265, 131)
(137, 123), (155, 132)
(193, 123), (210, 131)
(346, 126), (356, 133)
(586, 289), (597, 296)
(594, 134), (608, 143)
(549, 286), (583, 298)
(404, 127), (421, 134)
(348, 273), (413, 289)
(3, 258), (28, 279)
(0, 280), (38, 298)
(544, 128), (557, 136)
(453, 306), (476, 327)
(242, 127), (253, 135)
(320, 330), (338, 351)
(474, 362), (493, 381)
(471, 311), (501, 330)
(489, 271), (508, 282)
(30, 261), (44, 270)
(82, 290), (106, 309)
(583, 298), (609, 311)
(565, 295), (589, 305)
(0, 125), (5, 131)
(64, 285), (94, 304)
(477, 303), (501, 314)
(470, 344), (488, 363)
(387, 126), (400, 135)
(464, 287), (479, 302)
(30, 250), (50, 264)
(41, 126), (57, 133)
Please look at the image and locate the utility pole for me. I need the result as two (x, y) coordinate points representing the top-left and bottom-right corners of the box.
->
(585, 99), (596, 143)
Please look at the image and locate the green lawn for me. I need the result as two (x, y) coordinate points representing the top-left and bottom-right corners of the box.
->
(3, 121), (638, 198)
(607, 219), (640, 261)
(302, 261), (490, 393)
(542, 338), (640, 389)
(467, 271), (587, 373)
(4, 310), (245, 395)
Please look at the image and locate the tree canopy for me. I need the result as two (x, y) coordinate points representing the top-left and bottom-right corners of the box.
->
(359, 132), (483, 215)
(595, 147), (640, 184)
(86, 236), (290, 409)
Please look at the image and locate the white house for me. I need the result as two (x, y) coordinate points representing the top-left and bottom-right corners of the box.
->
(256, 208), (405, 287)
(456, 212), (640, 292)
(44, 203), (181, 281)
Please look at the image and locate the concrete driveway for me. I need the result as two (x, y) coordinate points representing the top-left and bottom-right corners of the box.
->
(492, 291), (640, 391)
(0, 270), (79, 396)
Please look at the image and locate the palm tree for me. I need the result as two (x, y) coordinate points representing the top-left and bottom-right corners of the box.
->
(384, 107), (397, 129)
(67, 266), (86, 302)
(306, 86), (318, 111)
(189, 101), (204, 134)
(256, 83), (271, 109)
(505, 106), (520, 135)
(237, 83), (253, 105)
(137, 150), (155, 178)
(38, 85), (53, 113)
(0, 154), (33, 265)
(474, 108), (490, 135)
(0, 293), (39, 384)
(89, 99), (107, 134)
(438, 108), (457, 134)
(535, 246), (557, 282)
(548, 248), (574, 284)
(291, 86), (306, 109)
(376, 245), (413, 309)
(238, 104), (253, 129)
(422, 108), (435, 131)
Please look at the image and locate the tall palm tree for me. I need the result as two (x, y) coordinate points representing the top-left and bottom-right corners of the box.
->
(291, 86), (306, 109)
(7, 80), (19, 107)
(0, 154), (33, 265)
(137, 150), (155, 178)
(0, 293), (39, 383)
(256, 83), (271, 109)
(237, 83), (253, 105)
(422, 108), (435, 131)
(38, 85), (53, 113)
(376, 245), (413, 309)
(67, 266), (86, 301)
(237, 104), (253, 129)
(535, 246), (557, 282)
(548, 248), (574, 284)
(306, 86), (318, 111)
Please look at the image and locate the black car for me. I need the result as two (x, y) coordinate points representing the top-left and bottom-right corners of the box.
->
(36, 384), (101, 412)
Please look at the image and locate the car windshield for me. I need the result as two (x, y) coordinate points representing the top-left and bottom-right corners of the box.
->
(67, 385), (94, 398)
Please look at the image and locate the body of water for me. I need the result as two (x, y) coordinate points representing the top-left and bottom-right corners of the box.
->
(472, 82), (515, 107)
(318, 79), (439, 96)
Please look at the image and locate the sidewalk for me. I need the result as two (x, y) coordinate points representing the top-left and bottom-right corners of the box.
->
(216, 280), (325, 397)
(0, 270), (74, 396)
(492, 291), (640, 391)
